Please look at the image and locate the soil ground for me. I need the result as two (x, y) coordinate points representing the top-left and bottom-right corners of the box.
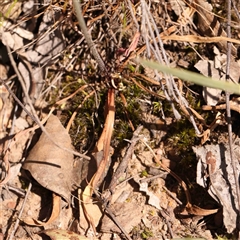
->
(0, 0), (240, 239)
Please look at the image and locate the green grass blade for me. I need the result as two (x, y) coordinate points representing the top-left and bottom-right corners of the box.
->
(137, 58), (240, 95)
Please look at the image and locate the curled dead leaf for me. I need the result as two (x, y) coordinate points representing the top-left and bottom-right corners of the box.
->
(23, 194), (61, 226)
(185, 202), (218, 216)
(23, 114), (83, 204)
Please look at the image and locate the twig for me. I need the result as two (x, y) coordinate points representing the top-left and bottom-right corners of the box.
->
(3, 185), (26, 197)
(3, 45), (90, 160)
(108, 125), (143, 194)
(126, 0), (139, 30)
(202, 101), (240, 113)
(140, 139), (191, 204)
(0, 78), (37, 124)
(140, 173), (167, 183)
(8, 182), (32, 240)
(231, 0), (240, 22)
(104, 205), (133, 240)
(162, 186), (182, 206)
(92, 187), (132, 240)
(139, 0), (200, 134)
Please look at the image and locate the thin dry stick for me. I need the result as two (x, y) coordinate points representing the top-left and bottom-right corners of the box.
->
(140, 139), (191, 204)
(231, 0), (240, 22)
(108, 125), (143, 194)
(126, 0), (139, 30)
(202, 102), (240, 113)
(0, 78), (36, 125)
(140, 0), (200, 134)
(93, 188), (132, 240)
(8, 182), (32, 240)
(226, 0), (240, 232)
(104, 206), (132, 240)
(4, 45), (90, 160)
(162, 186), (183, 205)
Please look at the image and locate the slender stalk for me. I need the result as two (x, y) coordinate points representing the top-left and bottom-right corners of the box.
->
(72, 0), (106, 74)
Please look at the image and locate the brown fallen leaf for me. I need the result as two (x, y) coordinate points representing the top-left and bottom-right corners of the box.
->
(194, 144), (240, 233)
(23, 114), (84, 204)
(193, 0), (237, 55)
(186, 202), (218, 216)
(23, 193), (61, 226)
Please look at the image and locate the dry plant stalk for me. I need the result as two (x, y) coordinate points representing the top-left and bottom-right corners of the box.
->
(81, 89), (115, 234)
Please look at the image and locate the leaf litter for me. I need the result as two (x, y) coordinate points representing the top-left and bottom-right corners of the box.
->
(193, 144), (240, 233)
(23, 114), (84, 204)
(0, 0), (240, 239)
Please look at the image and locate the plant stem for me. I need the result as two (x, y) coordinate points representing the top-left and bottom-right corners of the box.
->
(72, 0), (107, 74)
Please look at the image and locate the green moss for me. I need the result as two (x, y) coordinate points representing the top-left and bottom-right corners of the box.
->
(140, 169), (148, 177)
(152, 101), (162, 114)
(127, 64), (136, 72)
(20, 178), (29, 190)
(165, 119), (197, 168)
(49, 65), (149, 152)
(141, 227), (154, 239)
(112, 82), (145, 147)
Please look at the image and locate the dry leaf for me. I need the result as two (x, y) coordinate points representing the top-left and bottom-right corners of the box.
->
(7, 130), (32, 163)
(23, 114), (83, 204)
(185, 202), (218, 216)
(78, 189), (102, 232)
(23, 194), (61, 226)
(193, 144), (240, 233)
(18, 62), (44, 99)
(34, 9), (64, 64)
(169, 0), (186, 17)
(195, 46), (240, 106)
(193, 0), (237, 55)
